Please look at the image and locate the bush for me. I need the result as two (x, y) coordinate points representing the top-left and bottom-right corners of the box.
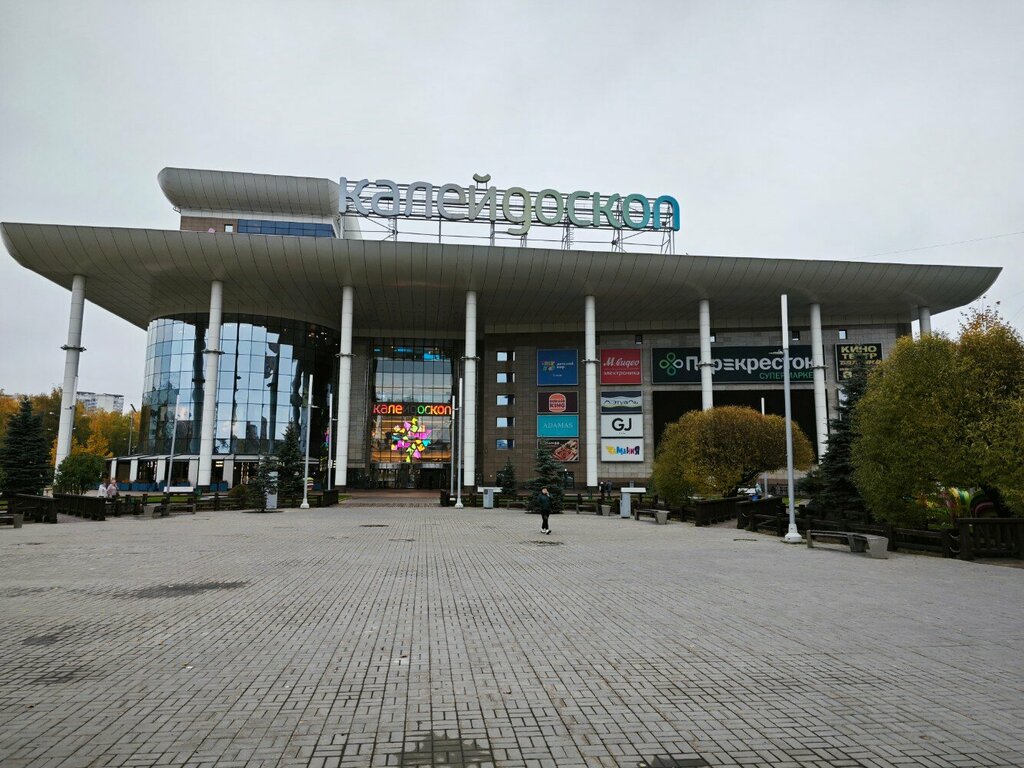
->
(653, 406), (813, 504)
(53, 453), (106, 495)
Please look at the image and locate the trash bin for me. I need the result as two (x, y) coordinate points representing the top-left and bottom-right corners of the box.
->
(479, 487), (501, 509)
(619, 487), (646, 519)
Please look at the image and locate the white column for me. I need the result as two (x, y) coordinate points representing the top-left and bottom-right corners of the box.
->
(918, 306), (932, 336)
(698, 299), (713, 410)
(584, 295), (598, 489)
(187, 457), (199, 487)
(809, 303), (828, 461)
(197, 280), (223, 487)
(334, 286), (354, 487)
(463, 291), (478, 490)
(129, 458), (139, 483)
(55, 275), (87, 469)
(155, 457), (167, 484)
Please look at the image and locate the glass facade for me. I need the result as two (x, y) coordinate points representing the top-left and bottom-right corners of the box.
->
(140, 314), (337, 456)
(236, 219), (335, 237)
(368, 339), (455, 488)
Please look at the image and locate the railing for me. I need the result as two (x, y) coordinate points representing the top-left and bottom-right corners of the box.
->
(276, 490), (340, 509)
(687, 496), (744, 526)
(9, 494), (58, 523)
(737, 497), (785, 532)
(957, 518), (1024, 560)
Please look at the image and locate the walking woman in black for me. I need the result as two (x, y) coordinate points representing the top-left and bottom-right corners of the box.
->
(538, 487), (552, 535)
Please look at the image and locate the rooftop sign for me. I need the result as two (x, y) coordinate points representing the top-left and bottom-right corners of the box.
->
(340, 173), (680, 236)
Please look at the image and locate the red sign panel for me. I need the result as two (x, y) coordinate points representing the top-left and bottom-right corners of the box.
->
(536, 391), (578, 414)
(600, 348), (642, 384)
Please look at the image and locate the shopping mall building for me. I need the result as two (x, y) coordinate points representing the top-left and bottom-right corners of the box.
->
(1, 168), (1001, 492)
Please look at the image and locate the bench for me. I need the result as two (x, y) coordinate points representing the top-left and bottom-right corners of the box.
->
(152, 502), (196, 518)
(1, 513), (24, 529)
(807, 530), (889, 559)
(634, 508), (669, 525)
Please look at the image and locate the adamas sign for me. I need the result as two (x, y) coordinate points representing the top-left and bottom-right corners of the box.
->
(340, 174), (680, 236)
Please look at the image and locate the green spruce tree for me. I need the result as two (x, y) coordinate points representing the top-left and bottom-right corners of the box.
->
(246, 454), (279, 512)
(0, 398), (51, 495)
(276, 422), (304, 499)
(817, 355), (871, 521)
(498, 459), (517, 498)
(527, 445), (564, 513)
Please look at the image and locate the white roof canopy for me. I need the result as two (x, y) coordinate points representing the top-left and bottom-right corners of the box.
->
(2, 222), (1000, 334)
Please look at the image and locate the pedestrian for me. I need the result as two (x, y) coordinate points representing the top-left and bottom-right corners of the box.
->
(106, 477), (119, 498)
(538, 486), (552, 535)
(98, 479), (108, 498)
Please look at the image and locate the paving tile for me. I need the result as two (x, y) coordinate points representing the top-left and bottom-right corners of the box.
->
(0, 506), (1021, 766)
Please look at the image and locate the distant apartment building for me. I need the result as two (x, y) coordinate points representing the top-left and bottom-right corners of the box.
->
(76, 391), (125, 413)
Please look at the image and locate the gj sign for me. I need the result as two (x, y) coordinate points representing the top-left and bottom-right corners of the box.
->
(340, 174), (680, 236)
(601, 414), (643, 438)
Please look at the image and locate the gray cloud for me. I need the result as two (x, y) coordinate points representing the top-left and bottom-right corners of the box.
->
(2, 0), (1022, 406)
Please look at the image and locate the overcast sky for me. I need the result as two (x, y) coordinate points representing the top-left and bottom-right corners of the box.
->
(1, 0), (1021, 410)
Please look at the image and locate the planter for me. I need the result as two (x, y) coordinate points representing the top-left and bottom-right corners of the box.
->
(655, 510), (668, 525)
(598, 503), (612, 516)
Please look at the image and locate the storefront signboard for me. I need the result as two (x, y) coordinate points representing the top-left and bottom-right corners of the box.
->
(537, 349), (579, 386)
(600, 390), (643, 414)
(835, 342), (883, 380)
(600, 348), (643, 384)
(652, 346), (815, 383)
(536, 391), (579, 414)
(537, 414), (579, 437)
(600, 438), (644, 462)
(600, 414), (643, 438)
(538, 438), (579, 463)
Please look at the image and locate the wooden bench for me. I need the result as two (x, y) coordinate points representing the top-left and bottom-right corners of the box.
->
(807, 530), (889, 559)
(0, 513), (24, 529)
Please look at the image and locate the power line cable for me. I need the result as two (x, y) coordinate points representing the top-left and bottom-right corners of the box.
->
(865, 230), (1024, 258)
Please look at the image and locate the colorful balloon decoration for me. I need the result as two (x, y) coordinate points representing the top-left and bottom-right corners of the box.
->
(390, 416), (432, 462)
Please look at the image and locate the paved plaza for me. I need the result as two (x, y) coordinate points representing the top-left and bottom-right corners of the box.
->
(1, 505), (1022, 768)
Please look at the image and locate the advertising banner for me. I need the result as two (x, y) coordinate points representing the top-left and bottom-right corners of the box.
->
(372, 402), (453, 417)
(601, 414), (643, 438)
(835, 342), (883, 380)
(536, 391), (579, 414)
(538, 438), (580, 463)
(600, 438), (645, 462)
(652, 346), (815, 383)
(600, 390), (643, 414)
(537, 349), (579, 386)
(537, 414), (579, 437)
(600, 348), (643, 385)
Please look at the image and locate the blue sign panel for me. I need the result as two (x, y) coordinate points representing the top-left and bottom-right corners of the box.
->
(537, 348), (579, 386)
(537, 414), (580, 438)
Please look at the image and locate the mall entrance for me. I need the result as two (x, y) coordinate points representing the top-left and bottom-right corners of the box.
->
(365, 338), (456, 491)
(369, 464), (450, 489)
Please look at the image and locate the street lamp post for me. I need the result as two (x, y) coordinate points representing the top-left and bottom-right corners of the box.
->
(448, 392), (456, 498)
(781, 294), (802, 543)
(127, 403), (137, 456)
(300, 374), (313, 509)
(454, 375), (464, 509)
(326, 386), (333, 492)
